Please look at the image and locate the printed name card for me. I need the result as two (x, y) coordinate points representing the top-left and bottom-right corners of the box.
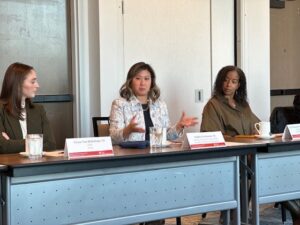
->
(64, 137), (113, 158)
(182, 131), (226, 150)
(283, 124), (300, 140)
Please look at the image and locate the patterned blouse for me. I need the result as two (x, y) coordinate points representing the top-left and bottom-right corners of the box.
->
(109, 96), (182, 144)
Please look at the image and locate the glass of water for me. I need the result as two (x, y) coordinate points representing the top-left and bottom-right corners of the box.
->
(26, 134), (43, 159)
(149, 127), (163, 151)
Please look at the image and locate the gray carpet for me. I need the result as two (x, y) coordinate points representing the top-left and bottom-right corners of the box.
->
(163, 204), (293, 225)
(259, 204), (292, 225)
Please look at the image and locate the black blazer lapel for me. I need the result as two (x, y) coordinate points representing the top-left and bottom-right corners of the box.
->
(5, 113), (23, 139)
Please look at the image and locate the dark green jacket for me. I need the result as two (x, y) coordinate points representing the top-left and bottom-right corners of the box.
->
(0, 103), (56, 154)
(201, 95), (260, 136)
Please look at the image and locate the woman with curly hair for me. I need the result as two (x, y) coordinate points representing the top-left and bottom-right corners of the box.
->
(201, 65), (260, 136)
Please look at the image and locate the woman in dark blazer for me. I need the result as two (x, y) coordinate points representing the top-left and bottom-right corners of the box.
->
(0, 62), (56, 154)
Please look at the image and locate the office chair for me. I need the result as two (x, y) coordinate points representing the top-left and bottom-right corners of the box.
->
(270, 106), (297, 133)
(92, 117), (110, 137)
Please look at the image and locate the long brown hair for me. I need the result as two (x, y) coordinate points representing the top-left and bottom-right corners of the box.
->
(0, 62), (34, 119)
(120, 62), (160, 101)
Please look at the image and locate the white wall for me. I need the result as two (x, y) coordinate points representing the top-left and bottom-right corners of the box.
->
(121, 0), (212, 130)
(99, 0), (124, 117)
(98, 0), (235, 133)
(237, 0), (270, 121)
(211, 0), (235, 83)
(71, 0), (271, 137)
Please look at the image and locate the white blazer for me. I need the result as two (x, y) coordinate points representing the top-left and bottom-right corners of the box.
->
(109, 96), (182, 144)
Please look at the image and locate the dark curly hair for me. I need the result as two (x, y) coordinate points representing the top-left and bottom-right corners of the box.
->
(213, 65), (248, 106)
(120, 62), (160, 101)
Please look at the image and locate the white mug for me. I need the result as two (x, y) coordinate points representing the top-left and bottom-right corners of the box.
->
(254, 122), (270, 137)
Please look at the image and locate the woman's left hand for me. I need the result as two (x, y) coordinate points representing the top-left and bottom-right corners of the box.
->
(176, 111), (198, 130)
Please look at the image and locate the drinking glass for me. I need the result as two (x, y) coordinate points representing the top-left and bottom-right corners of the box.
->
(149, 127), (163, 151)
(26, 134), (43, 159)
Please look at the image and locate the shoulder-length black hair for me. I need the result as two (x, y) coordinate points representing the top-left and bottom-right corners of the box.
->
(120, 62), (160, 101)
(213, 65), (248, 106)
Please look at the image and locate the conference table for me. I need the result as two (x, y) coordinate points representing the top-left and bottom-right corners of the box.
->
(0, 143), (259, 225)
(227, 136), (300, 225)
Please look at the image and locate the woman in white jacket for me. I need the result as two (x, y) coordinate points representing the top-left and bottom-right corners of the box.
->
(109, 62), (197, 145)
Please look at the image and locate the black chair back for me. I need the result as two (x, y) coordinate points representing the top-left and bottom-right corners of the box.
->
(270, 107), (300, 133)
(92, 117), (110, 137)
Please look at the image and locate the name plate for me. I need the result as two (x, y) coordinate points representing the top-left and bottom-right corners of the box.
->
(182, 131), (226, 150)
(283, 124), (300, 140)
(64, 137), (113, 158)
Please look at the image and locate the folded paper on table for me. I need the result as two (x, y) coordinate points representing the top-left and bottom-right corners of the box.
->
(182, 131), (226, 150)
(64, 137), (113, 158)
(283, 124), (300, 140)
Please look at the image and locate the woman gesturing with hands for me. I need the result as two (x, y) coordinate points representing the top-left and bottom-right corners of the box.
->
(109, 62), (198, 144)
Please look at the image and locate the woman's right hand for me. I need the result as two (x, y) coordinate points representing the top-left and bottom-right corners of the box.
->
(2, 132), (10, 140)
(123, 115), (145, 139)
